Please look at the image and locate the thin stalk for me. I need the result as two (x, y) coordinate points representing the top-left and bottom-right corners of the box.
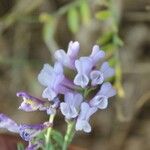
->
(62, 121), (75, 150)
(45, 114), (55, 150)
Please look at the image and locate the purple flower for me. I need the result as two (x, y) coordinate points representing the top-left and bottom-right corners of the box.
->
(89, 82), (116, 109)
(46, 97), (60, 115)
(74, 45), (105, 88)
(74, 57), (93, 88)
(60, 92), (83, 119)
(90, 62), (115, 86)
(38, 62), (73, 100)
(75, 102), (97, 133)
(0, 114), (51, 141)
(19, 123), (49, 141)
(0, 114), (19, 133)
(54, 41), (80, 69)
(89, 45), (105, 66)
(16, 92), (47, 112)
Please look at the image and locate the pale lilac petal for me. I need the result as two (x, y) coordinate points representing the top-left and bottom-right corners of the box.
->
(98, 82), (116, 98)
(54, 50), (70, 67)
(100, 62), (115, 79)
(0, 114), (19, 133)
(90, 45), (105, 65)
(60, 102), (78, 119)
(75, 120), (91, 133)
(60, 92), (83, 119)
(54, 62), (64, 74)
(42, 87), (57, 100)
(75, 57), (93, 74)
(67, 41), (80, 58)
(90, 70), (104, 86)
(89, 95), (108, 109)
(38, 64), (53, 86)
(74, 74), (89, 88)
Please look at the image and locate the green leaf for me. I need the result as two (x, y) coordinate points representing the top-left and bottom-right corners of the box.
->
(67, 7), (79, 33)
(98, 32), (113, 45)
(96, 10), (111, 20)
(51, 129), (63, 147)
(17, 143), (25, 150)
(113, 35), (123, 47)
(80, 1), (91, 25)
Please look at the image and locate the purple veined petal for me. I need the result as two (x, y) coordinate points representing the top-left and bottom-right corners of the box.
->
(75, 119), (91, 133)
(38, 64), (53, 87)
(42, 87), (57, 101)
(90, 70), (104, 86)
(89, 95), (108, 109)
(60, 102), (78, 119)
(67, 41), (80, 58)
(17, 92), (46, 112)
(98, 82), (116, 98)
(100, 62), (115, 79)
(90, 45), (105, 65)
(60, 92), (83, 119)
(54, 62), (64, 74)
(0, 114), (19, 133)
(74, 73), (89, 88)
(19, 123), (51, 141)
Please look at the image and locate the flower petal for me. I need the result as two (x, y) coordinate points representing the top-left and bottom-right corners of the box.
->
(0, 114), (19, 133)
(74, 74), (89, 88)
(99, 82), (116, 98)
(100, 62), (115, 79)
(90, 70), (104, 86)
(38, 64), (53, 86)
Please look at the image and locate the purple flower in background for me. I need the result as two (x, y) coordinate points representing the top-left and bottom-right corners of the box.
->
(89, 82), (116, 109)
(55, 41), (80, 69)
(16, 92), (47, 112)
(90, 62), (115, 86)
(38, 62), (73, 100)
(0, 114), (19, 133)
(60, 92), (83, 119)
(75, 102), (97, 133)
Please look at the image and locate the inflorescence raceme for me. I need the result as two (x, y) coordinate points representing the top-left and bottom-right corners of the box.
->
(0, 41), (116, 150)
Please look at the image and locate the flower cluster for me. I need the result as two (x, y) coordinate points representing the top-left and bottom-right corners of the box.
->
(0, 41), (116, 149)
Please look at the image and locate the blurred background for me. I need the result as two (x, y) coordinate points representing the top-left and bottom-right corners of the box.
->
(0, 0), (150, 150)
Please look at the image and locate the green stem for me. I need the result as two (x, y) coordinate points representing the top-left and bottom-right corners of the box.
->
(45, 114), (55, 150)
(62, 121), (75, 150)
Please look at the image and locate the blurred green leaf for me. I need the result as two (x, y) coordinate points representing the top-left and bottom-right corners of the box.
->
(51, 129), (63, 147)
(80, 1), (91, 25)
(98, 32), (113, 45)
(17, 143), (25, 150)
(113, 35), (124, 47)
(67, 7), (80, 33)
(96, 10), (111, 20)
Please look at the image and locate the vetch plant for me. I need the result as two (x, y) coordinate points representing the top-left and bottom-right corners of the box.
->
(0, 41), (116, 150)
